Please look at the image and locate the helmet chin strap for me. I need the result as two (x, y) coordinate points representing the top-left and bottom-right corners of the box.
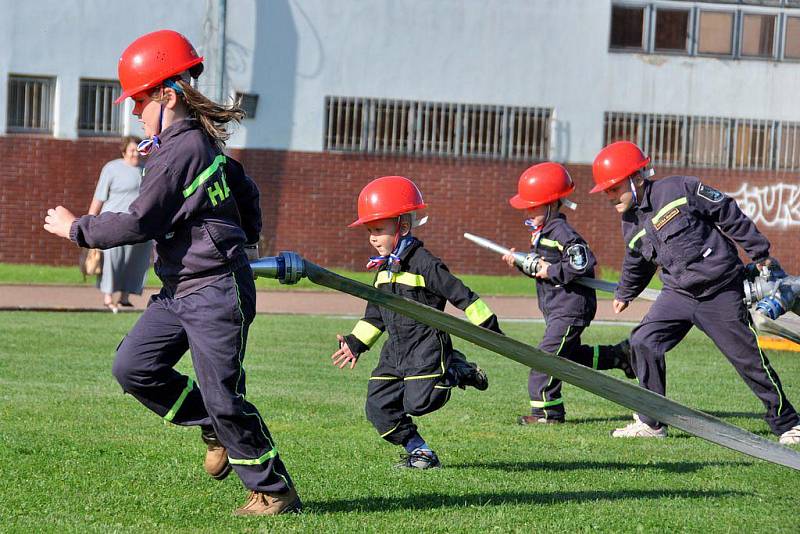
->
(136, 80), (184, 155)
(629, 177), (639, 207)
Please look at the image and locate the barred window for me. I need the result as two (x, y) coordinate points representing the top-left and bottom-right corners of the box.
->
(604, 112), (797, 171)
(324, 96), (551, 161)
(6, 75), (55, 133)
(78, 79), (123, 136)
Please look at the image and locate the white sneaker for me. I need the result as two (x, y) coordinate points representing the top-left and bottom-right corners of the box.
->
(611, 414), (668, 438)
(779, 425), (800, 445)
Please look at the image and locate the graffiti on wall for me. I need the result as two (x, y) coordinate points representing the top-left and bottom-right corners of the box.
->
(726, 182), (800, 228)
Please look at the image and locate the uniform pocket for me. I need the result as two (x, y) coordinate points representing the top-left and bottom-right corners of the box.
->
(657, 214), (704, 271)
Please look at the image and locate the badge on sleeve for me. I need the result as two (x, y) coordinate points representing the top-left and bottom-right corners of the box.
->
(697, 183), (724, 202)
(566, 244), (589, 270)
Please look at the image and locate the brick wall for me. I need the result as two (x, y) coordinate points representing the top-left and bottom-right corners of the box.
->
(2, 135), (798, 275)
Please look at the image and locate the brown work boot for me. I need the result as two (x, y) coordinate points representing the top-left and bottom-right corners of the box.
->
(518, 415), (564, 425)
(234, 487), (303, 516)
(201, 425), (231, 480)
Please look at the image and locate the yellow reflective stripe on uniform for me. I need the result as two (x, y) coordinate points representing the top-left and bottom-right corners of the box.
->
(749, 323), (784, 416)
(369, 375), (400, 381)
(182, 154), (227, 198)
(373, 271), (426, 288)
(404, 373), (443, 381)
(531, 398), (564, 408)
(164, 377), (194, 422)
(464, 298), (493, 325)
(539, 238), (564, 251)
(651, 197), (688, 223)
(351, 320), (382, 348)
(380, 422), (401, 438)
(628, 229), (646, 250)
(228, 446), (278, 465)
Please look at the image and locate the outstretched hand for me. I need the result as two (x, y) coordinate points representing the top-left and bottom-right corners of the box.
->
(331, 334), (358, 369)
(44, 206), (77, 239)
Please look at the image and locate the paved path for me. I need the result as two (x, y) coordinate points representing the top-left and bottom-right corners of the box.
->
(0, 283), (652, 322)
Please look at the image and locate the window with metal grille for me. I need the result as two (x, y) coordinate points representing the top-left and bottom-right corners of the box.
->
(78, 79), (123, 136)
(604, 112), (797, 171)
(7, 75), (55, 133)
(324, 96), (551, 161)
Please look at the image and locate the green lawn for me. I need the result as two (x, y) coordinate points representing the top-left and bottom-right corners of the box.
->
(0, 311), (796, 532)
(0, 263), (661, 297)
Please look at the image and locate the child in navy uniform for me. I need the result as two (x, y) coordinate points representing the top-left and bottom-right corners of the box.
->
(44, 30), (299, 516)
(330, 175), (503, 469)
(590, 141), (800, 442)
(502, 163), (634, 424)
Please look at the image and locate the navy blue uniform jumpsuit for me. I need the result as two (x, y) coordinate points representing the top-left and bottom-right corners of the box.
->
(617, 175), (799, 434)
(70, 119), (294, 493)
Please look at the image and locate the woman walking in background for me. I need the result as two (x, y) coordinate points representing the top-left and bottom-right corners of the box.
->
(89, 136), (152, 312)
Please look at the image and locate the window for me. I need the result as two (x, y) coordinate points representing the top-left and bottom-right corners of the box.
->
(784, 16), (800, 59)
(604, 112), (800, 171)
(6, 75), (55, 133)
(698, 11), (735, 55)
(732, 119), (774, 170)
(741, 14), (776, 57)
(776, 122), (800, 170)
(610, 5), (645, 50)
(235, 92), (259, 119)
(78, 79), (123, 136)
(689, 117), (731, 168)
(324, 96), (551, 161)
(654, 9), (690, 52)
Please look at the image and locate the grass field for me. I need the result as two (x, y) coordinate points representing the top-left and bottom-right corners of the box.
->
(1, 311), (797, 532)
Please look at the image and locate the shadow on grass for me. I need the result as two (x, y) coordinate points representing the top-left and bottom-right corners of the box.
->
(450, 459), (752, 473)
(309, 488), (746, 514)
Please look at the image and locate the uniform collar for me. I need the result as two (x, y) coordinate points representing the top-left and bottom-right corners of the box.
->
(157, 118), (200, 144)
(540, 211), (566, 236)
(636, 180), (654, 212)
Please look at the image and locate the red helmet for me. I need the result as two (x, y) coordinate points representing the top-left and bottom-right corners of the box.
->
(115, 30), (204, 104)
(590, 141), (651, 193)
(509, 162), (575, 210)
(349, 176), (426, 227)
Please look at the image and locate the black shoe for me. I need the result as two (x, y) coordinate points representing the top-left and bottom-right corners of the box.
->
(394, 448), (441, 469)
(449, 352), (489, 391)
(612, 339), (636, 379)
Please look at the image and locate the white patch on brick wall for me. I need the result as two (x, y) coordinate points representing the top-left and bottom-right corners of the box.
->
(726, 182), (800, 228)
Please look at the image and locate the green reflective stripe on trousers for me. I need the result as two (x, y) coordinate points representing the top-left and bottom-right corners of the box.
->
(182, 154), (227, 198)
(628, 229), (646, 250)
(592, 345), (600, 370)
(228, 446), (278, 466)
(539, 238), (564, 251)
(651, 197), (688, 223)
(555, 325), (571, 356)
(374, 271), (426, 288)
(749, 324), (784, 416)
(531, 398), (564, 408)
(352, 320), (382, 348)
(465, 298), (493, 325)
(380, 422), (401, 438)
(164, 377), (194, 422)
